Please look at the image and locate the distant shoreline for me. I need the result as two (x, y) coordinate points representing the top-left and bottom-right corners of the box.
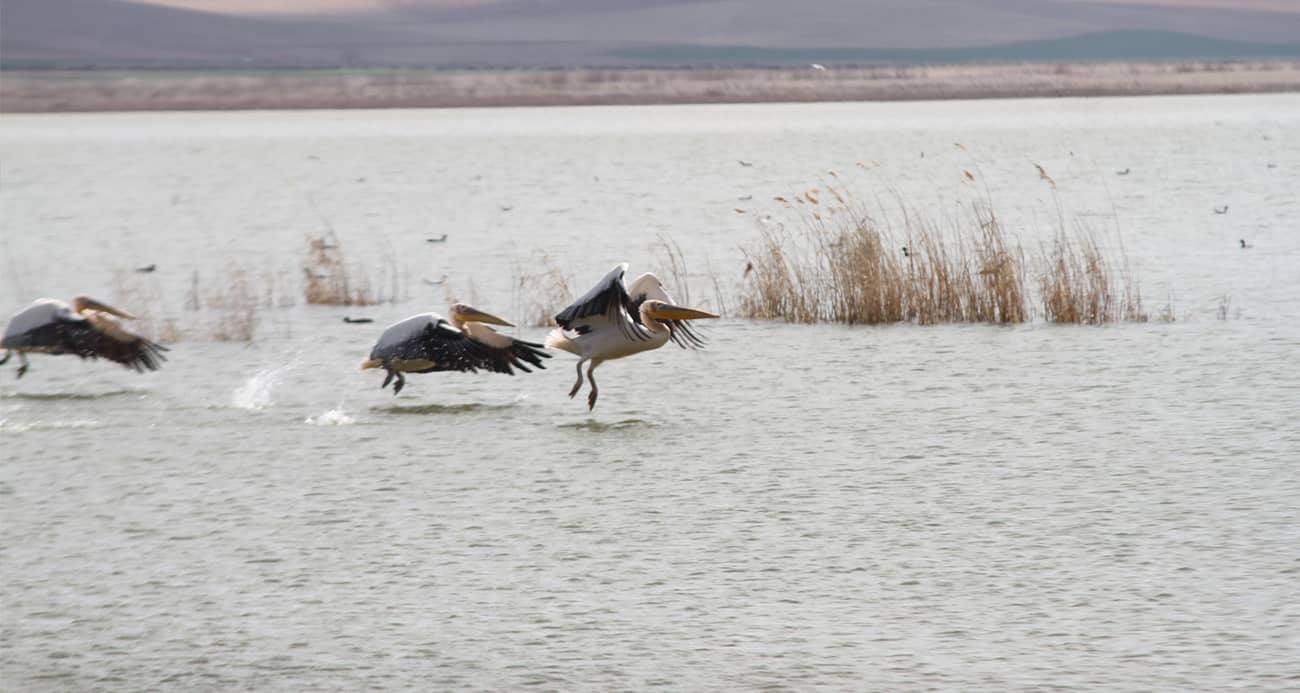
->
(2, 61), (1298, 113)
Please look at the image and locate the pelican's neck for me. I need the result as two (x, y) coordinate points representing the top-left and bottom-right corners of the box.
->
(448, 311), (464, 331)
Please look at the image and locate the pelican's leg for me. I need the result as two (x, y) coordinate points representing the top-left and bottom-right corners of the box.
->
(568, 359), (586, 399)
(16, 352), (29, 379)
(0, 350), (9, 366)
(382, 369), (395, 390)
(586, 361), (600, 410)
(392, 372), (406, 396)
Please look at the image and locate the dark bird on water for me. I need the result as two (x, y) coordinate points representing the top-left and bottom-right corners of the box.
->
(1214, 205), (1229, 214)
(737, 160), (754, 167)
(343, 317), (374, 324)
(426, 234), (448, 243)
(361, 303), (549, 395)
(135, 264), (157, 273)
(1116, 168), (1130, 175)
(902, 246), (911, 258)
(0, 296), (167, 379)
(1240, 239), (1253, 249)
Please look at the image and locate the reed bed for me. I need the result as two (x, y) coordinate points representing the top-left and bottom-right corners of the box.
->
(739, 181), (1145, 326)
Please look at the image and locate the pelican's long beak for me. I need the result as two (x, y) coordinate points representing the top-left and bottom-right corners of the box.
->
(458, 306), (515, 327)
(74, 295), (138, 320)
(645, 304), (720, 321)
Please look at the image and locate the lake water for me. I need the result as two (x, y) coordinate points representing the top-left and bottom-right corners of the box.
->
(1, 95), (1298, 690)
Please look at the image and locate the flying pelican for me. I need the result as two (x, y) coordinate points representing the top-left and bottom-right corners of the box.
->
(361, 303), (548, 395)
(547, 263), (719, 410)
(0, 296), (167, 378)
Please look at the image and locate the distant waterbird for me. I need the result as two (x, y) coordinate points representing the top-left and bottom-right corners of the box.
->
(738, 160), (754, 167)
(423, 275), (448, 286)
(343, 317), (374, 324)
(135, 264), (157, 273)
(361, 303), (548, 395)
(547, 263), (718, 410)
(1214, 205), (1229, 215)
(1240, 239), (1253, 249)
(0, 296), (167, 379)
(811, 63), (827, 71)
(1116, 168), (1131, 175)
(426, 234), (449, 243)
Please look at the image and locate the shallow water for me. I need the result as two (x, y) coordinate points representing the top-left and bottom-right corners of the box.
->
(2, 95), (1299, 690)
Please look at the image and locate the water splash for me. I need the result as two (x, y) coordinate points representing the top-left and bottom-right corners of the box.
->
(231, 363), (294, 411)
(305, 407), (356, 426)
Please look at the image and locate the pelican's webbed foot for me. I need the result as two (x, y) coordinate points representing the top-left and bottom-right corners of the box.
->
(381, 369), (395, 390)
(0, 350), (9, 367)
(392, 373), (405, 395)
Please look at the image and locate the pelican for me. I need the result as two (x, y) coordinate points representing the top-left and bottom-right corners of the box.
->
(0, 296), (167, 378)
(361, 303), (549, 395)
(547, 263), (719, 410)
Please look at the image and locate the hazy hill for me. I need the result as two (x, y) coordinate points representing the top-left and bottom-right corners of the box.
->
(4, 0), (1300, 68)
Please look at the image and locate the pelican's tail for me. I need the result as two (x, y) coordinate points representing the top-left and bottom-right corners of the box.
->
(545, 329), (581, 356)
(360, 358), (383, 370)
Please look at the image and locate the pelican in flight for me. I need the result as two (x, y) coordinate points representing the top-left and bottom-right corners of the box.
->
(361, 303), (549, 395)
(547, 263), (719, 410)
(0, 296), (167, 378)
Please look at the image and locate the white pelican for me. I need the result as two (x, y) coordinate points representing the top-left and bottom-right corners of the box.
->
(547, 263), (719, 410)
(361, 303), (549, 395)
(0, 296), (167, 378)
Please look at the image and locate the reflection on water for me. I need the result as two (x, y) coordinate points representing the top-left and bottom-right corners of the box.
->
(1, 96), (1298, 690)
(372, 401), (519, 415)
(557, 418), (656, 431)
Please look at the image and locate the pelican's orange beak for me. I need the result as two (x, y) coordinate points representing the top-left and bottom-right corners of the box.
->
(644, 304), (719, 321)
(74, 296), (138, 320)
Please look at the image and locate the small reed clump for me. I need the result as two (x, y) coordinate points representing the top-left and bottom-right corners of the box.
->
(303, 234), (379, 306)
(207, 267), (259, 341)
(514, 255), (574, 327)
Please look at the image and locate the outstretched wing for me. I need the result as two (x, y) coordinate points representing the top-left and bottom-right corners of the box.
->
(370, 313), (504, 374)
(553, 263), (651, 342)
(81, 313), (168, 371)
(461, 322), (551, 375)
(625, 272), (706, 350)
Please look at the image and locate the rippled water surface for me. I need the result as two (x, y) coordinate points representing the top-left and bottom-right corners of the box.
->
(2, 95), (1299, 690)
